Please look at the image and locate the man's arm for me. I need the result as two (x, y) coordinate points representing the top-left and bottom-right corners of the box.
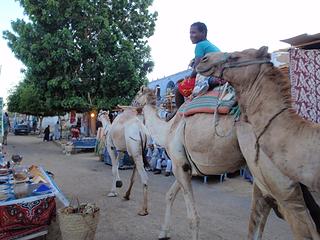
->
(190, 57), (202, 78)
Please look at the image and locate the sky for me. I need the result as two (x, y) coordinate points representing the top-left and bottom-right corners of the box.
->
(1, 0), (319, 103)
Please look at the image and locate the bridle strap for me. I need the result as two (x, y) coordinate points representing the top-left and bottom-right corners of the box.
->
(254, 107), (288, 163)
(198, 53), (230, 73)
(224, 59), (272, 69)
(219, 59), (272, 78)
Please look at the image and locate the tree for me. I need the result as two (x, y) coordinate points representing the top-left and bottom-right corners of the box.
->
(7, 80), (62, 134)
(7, 80), (57, 116)
(4, 0), (157, 112)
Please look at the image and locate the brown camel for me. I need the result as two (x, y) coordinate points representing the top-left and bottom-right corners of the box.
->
(197, 47), (320, 239)
(99, 108), (151, 216)
(133, 87), (245, 239)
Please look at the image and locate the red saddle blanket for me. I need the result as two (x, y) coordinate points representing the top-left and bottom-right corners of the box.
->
(177, 77), (196, 97)
(178, 88), (236, 117)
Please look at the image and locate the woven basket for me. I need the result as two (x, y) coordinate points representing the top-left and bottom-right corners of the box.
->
(58, 205), (100, 240)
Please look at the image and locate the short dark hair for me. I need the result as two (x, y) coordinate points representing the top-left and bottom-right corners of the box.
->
(191, 22), (207, 36)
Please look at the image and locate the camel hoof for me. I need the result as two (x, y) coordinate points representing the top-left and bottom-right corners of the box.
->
(107, 192), (118, 197)
(137, 210), (149, 216)
(123, 195), (130, 201)
(158, 230), (170, 240)
(116, 180), (123, 188)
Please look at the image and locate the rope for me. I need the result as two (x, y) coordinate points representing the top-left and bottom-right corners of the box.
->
(254, 107), (288, 163)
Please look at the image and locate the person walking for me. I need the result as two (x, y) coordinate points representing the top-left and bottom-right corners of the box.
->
(43, 125), (50, 142)
(54, 121), (60, 140)
(2, 112), (10, 145)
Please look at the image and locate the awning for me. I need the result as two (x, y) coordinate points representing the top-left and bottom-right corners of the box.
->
(281, 33), (320, 49)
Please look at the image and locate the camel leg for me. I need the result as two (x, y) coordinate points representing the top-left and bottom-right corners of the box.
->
(257, 174), (319, 239)
(260, 170), (319, 239)
(125, 132), (149, 216)
(123, 164), (137, 200)
(279, 184), (320, 240)
(159, 180), (181, 240)
(248, 183), (271, 240)
(108, 148), (123, 197)
(173, 164), (200, 240)
(237, 122), (319, 239)
(135, 159), (149, 216)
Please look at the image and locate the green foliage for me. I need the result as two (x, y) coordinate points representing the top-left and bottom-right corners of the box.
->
(7, 81), (59, 116)
(4, 0), (157, 113)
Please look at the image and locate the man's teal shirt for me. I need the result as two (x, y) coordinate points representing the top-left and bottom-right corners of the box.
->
(195, 40), (220, 57)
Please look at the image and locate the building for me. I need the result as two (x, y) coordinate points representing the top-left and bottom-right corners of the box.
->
(148, 69), (192, 100)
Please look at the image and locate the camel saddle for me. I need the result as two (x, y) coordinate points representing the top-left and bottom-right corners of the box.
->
(178, 85), (236, 117)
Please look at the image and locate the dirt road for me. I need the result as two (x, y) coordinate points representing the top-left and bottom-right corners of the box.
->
(4, 134), (292, 240)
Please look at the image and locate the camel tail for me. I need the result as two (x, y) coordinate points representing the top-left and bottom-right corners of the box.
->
(139, 132), (149, 168)
(299, 183), (320, 233)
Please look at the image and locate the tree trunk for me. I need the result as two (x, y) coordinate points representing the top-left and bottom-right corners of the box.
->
(39, 117), (43, 135)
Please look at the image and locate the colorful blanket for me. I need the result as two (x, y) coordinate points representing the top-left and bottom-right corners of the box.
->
(0, 196), (56, 240)
(179, 86), (236, 117)
(290, 49), (320, 123)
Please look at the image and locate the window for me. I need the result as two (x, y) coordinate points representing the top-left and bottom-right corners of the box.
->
(155, 85), (161, 100)
(166, 81), (175, 95)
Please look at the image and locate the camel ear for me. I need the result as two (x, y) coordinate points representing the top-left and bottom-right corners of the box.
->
(140, 85), (148, 93)
(229, 51), (241, 61)
(257, 46), (269, 58)
(136, 107), (143, 114)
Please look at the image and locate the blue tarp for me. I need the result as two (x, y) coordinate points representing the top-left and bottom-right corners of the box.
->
(71, 138), (97, 149)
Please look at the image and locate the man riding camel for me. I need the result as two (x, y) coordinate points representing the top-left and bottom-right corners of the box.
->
(166, 22), (221, 121)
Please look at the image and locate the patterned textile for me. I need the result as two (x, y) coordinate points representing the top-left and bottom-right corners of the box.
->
(290, 49), (320, 123)
(178, 86), (236, 117)
(178, 77), (196, 97)
(0, 197), (56, 240)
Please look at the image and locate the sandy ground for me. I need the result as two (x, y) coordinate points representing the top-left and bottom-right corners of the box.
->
(3, 134), (293, 240)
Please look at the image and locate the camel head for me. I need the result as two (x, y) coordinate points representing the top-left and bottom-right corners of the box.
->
(98, 110), (110, 123)
(132, 86), (157, 108)
(196, 46), (271, 89)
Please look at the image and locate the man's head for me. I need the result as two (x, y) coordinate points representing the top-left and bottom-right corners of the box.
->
(190, 22), (207, 44)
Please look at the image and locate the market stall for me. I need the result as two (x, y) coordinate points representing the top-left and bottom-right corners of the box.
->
(71, 137), (97, 150)
(0, 161), (69, 240)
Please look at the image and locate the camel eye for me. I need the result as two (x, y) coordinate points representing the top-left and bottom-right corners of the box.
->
(201, 56), (208, 62)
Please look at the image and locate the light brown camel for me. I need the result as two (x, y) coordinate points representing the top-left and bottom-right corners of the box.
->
(133, 87), (245, 239)
(197, 47), (320, 239)
(97, 110), (111, 153)
(99, 108), (151, 216)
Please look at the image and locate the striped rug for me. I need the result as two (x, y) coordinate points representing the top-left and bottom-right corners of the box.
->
(178, 87), (236, 117)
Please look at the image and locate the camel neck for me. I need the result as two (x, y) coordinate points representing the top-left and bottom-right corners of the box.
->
(239, 66), (293, 133)
(101, 119), (110, 129)
(100, 118), (111, 136)
(240, 65), (319, 151)
(241, 71), (320, 191)
(143, 104), (171, 147)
